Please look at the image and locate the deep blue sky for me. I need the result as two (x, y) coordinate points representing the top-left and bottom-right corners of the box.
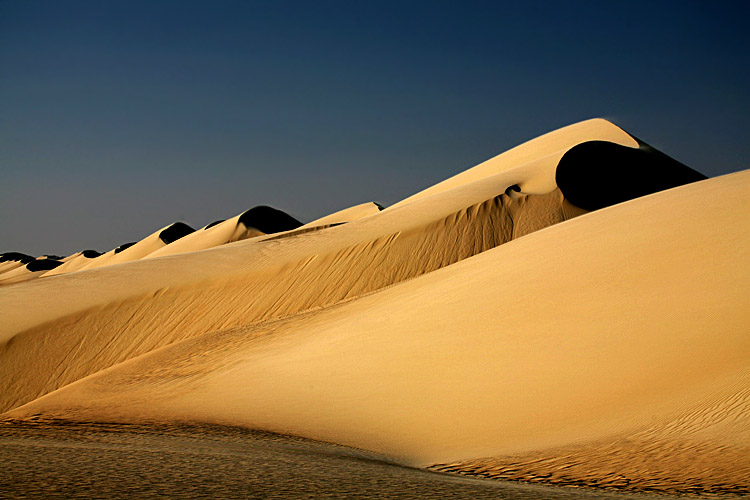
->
(1, 0), (748, 256)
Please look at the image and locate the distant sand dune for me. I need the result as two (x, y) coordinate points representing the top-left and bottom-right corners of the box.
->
(43, 250), (103, 277)
(74, 222), (195, 271)
(144, 206), (301, 260)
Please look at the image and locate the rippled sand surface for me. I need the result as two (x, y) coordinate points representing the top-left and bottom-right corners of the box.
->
(0, 421), (661, 500)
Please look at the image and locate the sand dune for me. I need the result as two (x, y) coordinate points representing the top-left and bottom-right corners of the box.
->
(75, 222), (195, 271)
(0, 265), (42, 285)
(0, 118), (745, 495)
(0, 182), (572, 412)
(42, 250), (103, 277)
(390, 118), (638, 208)
(145, 206), (302, 260)
(13, 208), (301, 281)
(0, 253), (34, 274)
(0, 256), (63, 285)
(6, 170), (748, 494)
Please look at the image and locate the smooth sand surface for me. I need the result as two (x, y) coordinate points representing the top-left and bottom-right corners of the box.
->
(0, 119), (746, 496)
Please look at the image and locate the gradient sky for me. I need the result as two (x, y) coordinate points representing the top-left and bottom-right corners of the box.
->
(1, 0), (748, 256)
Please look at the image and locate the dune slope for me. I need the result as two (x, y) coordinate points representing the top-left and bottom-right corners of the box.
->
(0, 119), (710, 416)
(0, 184), (569, 413)
(1, 119), (661, 412)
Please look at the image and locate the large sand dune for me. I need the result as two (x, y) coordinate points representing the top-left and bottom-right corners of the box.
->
(1, 118), (746, 495)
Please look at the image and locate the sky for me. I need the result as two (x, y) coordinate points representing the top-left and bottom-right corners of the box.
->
(1, 0), (748, 256)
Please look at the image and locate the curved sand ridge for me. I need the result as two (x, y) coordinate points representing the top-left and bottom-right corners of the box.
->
(0, 255), (63, 285)
(0, 119), (648, 411)
(389, 118), (639, 208)
(0, 182), (572, 412)
(42, 249), (103, 277)
(300, 202), (383, 229)
(0, 119), (704, 413)
(145, 206), (303, 260)
(0, 118), (742, 495)
(73, 222), (195, 272)
(0, 253), (34, 276)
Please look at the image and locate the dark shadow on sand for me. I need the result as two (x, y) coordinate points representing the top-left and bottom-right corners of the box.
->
(0, 252), (35, 264)
(159, 223), (196, 245)
(556, 141), (706, 211)
(238, 206), (303, 234)
(26, 259), (63, 272)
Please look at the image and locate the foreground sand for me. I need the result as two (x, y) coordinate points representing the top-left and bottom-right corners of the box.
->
(1, 119), (747, 496)
(1, 420), (661, 500)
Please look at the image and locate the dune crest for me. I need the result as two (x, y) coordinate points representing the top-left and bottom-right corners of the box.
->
(300, 202), (383, 228)
(389, 118), (638, 208)
(145, 206), (302, 260)
(0, 186), (569, 413)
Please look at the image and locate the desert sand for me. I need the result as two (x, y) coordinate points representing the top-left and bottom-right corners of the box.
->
(1, 118), (747, 496)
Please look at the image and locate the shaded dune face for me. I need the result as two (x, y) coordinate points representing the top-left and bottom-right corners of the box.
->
(26, 259), (62, 272)
(81, 250), (102, 258)
(204, 219), (225, 230)
(114, 242), (136, 254)
(0, 253), (35, 264)
(238, 206), (303, 234)
(158, 222), (195, 244)
(556, 141), (707, 211)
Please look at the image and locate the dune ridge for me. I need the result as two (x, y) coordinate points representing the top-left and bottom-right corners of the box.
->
(300, 202), (383, 228)
(0, 186), (569, 413)
(0, 120), (643, 410)
(144, 206), (302, 260)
